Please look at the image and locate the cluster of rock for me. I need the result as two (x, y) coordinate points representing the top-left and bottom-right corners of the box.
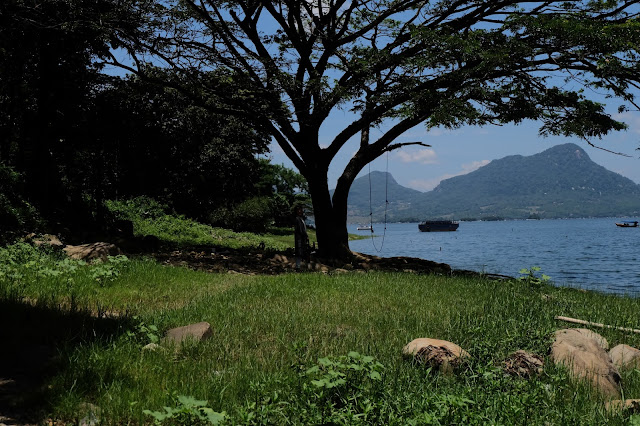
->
(24, 233), (122, 262)
(402, 328), (640, 413)
(551, 328), (640, 411)
(401, 337), (543, 378)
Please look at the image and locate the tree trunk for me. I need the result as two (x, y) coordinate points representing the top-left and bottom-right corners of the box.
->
(306, 169), (351, 260)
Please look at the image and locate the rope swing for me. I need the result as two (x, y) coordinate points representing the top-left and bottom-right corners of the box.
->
(367, 150), (389, 252)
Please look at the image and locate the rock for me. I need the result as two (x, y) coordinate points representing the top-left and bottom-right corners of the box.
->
(25, 233), (64, 248)
(63, 242), (121, 262)
(503, 350), (544, 378)
(609, 344), (640, 370)
(605, 399), (640, 413)
(551, 328), (620, 398)
(162, 322), (212, 345)
(272, 254), (288, 263)
(78, 403), (101, 426)
(142, 343), (163, 352)
(403, 338), (470, 372)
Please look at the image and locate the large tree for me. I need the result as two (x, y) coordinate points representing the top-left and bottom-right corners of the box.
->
(110, 1), (640, 258)
(0, 0), (144, 219)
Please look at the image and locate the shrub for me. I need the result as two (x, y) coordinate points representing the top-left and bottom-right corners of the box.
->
(0, 164), (42, 243)
(209, 196), (274, 233)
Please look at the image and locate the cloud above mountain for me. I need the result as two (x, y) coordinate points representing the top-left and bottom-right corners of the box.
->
(395, 148), (438, 164)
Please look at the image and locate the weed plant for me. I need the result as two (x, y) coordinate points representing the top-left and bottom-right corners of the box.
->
(2, 243), (640, 424)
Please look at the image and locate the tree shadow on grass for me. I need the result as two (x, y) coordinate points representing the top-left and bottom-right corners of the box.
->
(0, 298), (134, 425)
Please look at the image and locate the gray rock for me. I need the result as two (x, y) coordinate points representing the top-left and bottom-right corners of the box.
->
(609, 344), (640, 370)
(63, 242), (121, 262)
(403, 338), (470, 372)
(142, 343), (163, 352)
(551, 328), (620, 398)
(162, 322), (212, 345)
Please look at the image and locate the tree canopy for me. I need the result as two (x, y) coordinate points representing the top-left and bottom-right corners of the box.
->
(108, 0), (640, 258)
(0, 0), (296, 238)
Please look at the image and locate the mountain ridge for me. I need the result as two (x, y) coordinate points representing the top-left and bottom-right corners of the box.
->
(345, 143), (640, 222)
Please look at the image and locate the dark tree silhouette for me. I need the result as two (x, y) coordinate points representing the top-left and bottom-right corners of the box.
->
(108, 1), (640, 258)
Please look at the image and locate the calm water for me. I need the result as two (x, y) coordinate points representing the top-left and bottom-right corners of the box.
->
(348, 218), (640, 295)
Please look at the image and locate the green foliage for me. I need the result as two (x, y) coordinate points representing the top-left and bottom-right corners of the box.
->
(105, 197), (293, 250)
(143, 393), (225, 425)
(0, 242), (130, 300)
(302, 351), (385, 423)
(105, 196), (171, 221)
(126, 316), (160, 344)
(517, 266), (552, 288)
(0, 164), (42, 242)
(209, 196), (275, 233)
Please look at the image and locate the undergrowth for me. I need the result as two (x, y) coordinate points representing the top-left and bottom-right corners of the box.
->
(104, 196), (315, 251)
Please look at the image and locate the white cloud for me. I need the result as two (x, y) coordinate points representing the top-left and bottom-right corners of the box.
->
(614, 112), (640, 134)
(407, 160), (491, 191)
(395, 149), (438, 164)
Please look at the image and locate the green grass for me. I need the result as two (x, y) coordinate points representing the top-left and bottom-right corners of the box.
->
(2, 243), (640, 424)
(104, 197), (370, 252)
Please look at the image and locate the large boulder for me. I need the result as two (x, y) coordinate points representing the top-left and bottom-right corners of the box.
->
(162, 322), (212, 345)
(403, 338), (469, 372)
(609, 344), (640, 370)
(551, 328), (620, 398)
(63, 242), (121, 262)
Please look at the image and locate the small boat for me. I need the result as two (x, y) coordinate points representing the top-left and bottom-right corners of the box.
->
(357, 225), (373, 231)
(616, 221), (638, 228)
(418, 220), (459, 232)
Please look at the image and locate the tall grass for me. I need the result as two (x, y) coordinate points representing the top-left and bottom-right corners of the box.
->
(2, 242), (640, 424)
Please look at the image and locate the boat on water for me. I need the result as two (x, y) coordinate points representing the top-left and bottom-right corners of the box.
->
(357, 225), (374, 231)
(616, 221), (638, 228)
(418, 220), (459, 232)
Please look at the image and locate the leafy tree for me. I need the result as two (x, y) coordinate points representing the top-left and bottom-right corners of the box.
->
(0, 0), (143, 225)
(0, 0), (271, 235)
(255, 159), (311, 226)
(87, 73), (271, 220)
(110, 2), (640, 258)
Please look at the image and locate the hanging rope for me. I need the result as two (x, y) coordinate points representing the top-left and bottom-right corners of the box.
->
(368, 151), (389, 252)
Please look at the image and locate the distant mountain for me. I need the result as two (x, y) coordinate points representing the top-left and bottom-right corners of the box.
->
(344, 143), (640, 222)
(343, 171), (423, 222)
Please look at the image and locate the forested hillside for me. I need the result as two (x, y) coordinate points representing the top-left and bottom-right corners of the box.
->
(347, 144), (640, 222)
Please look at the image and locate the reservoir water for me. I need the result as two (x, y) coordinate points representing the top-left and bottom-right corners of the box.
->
(347, 218), (640, 295)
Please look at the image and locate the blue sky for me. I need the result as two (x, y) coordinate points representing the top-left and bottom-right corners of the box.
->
(267, 109), (640, 192)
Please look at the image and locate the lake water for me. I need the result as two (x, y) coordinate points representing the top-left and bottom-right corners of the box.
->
(348, 218), (640, 295)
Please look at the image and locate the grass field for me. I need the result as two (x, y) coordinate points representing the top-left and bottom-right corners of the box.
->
(2, 240), (640, 424)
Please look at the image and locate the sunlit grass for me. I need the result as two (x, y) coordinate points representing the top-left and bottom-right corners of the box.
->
(3, 243), (640, 424)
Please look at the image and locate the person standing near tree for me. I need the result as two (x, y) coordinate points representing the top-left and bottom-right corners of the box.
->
(294, 206), (308, 270)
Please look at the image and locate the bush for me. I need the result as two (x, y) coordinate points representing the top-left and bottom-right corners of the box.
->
(209, 196), (274, 233)
(0, 164), (42, 243)
(104, 196), (171, 222)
